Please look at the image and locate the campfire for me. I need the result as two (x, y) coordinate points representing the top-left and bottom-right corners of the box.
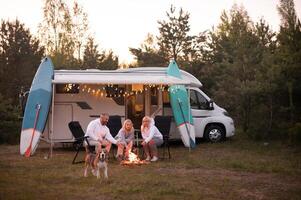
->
(120, 151), (149, 165)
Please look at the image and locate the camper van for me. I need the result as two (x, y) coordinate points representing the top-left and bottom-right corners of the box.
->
(39, 67), (234, 145)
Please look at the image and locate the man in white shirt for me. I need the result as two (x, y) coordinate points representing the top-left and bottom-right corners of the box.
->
(85, 113), (120, 154)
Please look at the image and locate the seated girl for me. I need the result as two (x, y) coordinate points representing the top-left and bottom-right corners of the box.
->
(115, 119), (135, 161)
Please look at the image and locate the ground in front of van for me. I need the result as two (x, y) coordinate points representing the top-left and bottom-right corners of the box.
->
(0, 135), (300, 200)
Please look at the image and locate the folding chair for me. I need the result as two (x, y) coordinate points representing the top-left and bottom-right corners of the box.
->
(133, 129), (144, 158)
(68, 121), (93, 164)
(107, 115), (122, 137)
(154, 116), (172, 159)
(107, 115), (122, 157)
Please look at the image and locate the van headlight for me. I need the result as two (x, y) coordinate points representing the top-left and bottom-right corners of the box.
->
(223, 111), (230, 116)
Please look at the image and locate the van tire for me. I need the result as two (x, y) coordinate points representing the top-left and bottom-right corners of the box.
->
(204, 125), (225, 143)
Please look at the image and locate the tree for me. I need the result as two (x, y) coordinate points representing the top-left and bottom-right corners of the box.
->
(82, 37), (119, 70)
(38, 0), (72, 55)
(82, 37), (101, 69)
(72, 2), (89, 61)
(0, 19), (44, 105)
(157, 5), (194, 63)
(253, 18), (279, 136)
(204, 5), (263, 132)
(129, 33), (168, 67)
(98, 50), (119, 70)
(276, 0), (301, 123)
(38, 0), (90, 68)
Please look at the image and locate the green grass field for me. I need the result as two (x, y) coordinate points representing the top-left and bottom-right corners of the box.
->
(0, 136), (300, 200)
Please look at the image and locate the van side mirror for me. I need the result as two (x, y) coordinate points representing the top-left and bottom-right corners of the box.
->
(208, 99), (214, 110)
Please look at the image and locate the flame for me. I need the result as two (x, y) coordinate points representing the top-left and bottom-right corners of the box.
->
(121, 151), (148, 165)
(128, 152), (140, 163)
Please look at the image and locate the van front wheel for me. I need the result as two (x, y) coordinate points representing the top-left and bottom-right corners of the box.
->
(204, 125), (225, 143)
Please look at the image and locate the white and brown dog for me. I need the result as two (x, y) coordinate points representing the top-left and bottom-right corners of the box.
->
(84, 148), (108, 180)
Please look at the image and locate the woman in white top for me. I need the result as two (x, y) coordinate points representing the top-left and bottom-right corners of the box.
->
(115, 119), (135, 161)
(141, 116), (163, 162)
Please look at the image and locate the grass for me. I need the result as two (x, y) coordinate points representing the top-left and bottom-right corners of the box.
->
(0, 135), (301, 200)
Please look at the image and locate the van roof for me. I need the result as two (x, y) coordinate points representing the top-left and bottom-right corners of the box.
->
(53, 67), (202, 87)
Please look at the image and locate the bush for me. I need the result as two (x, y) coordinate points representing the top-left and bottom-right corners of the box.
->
(288, 123), (301, 145)
(0, 121), (21, 144)
(0, 93), (21, 144)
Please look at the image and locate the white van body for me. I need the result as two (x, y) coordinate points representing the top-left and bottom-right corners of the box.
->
(41, 67), (235, 144)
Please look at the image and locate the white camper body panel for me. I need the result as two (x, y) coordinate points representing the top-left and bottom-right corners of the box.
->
(42, 91), (125, 143)
(41, 67), (235, 144)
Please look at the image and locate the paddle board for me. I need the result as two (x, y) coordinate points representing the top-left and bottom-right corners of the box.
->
(20, 57), (54, 156)
(167, 61), (196, 148)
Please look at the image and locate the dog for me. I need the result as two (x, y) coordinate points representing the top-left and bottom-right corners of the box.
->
(84, 148), (108, 180)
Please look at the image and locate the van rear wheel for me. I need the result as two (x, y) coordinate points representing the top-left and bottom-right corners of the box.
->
(204, 125), (225, 143)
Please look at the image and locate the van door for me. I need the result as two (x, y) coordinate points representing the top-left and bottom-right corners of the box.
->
(189, 88), (212, 137)
(53, 104), (74, 141)
(126, 85), (145, 129)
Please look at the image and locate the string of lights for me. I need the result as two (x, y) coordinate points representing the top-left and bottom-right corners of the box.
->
(63, 83), (181, 98)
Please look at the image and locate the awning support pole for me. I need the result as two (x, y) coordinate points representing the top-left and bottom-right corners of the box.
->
(188, 87), (191, 152)
(50, 83), (55, 158)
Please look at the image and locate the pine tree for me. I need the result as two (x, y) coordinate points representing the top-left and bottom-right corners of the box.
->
(204, 4), (262, 132)
(157, 5), (194, 63)
(82, 37), (119, 70)
(277, 0), (301, 123)
(130, 33), (168, 67)
(82, 37), (100, 69)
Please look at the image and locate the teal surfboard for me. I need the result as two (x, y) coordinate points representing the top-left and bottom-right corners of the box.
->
(167, 61), (196, 148)
(20, 57), (54, 156)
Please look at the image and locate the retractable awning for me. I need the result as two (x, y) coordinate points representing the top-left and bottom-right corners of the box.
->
(53, 70), (191, 85)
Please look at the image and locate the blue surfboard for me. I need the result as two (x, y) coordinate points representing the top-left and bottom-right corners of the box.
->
(20, 57), (54, 156)
(167, 61), (196, 148)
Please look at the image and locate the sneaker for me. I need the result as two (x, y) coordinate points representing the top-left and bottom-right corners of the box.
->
(150, 156), (158, 162)
(91, 169), (97, 176)
(145, 156), (151, 161)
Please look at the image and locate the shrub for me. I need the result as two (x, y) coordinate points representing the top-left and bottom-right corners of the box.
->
(288, 123), (301, 145)
(0, 93), (21, 144)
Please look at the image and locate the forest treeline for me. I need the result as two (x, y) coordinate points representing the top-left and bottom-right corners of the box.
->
(0, 0), (300, 144)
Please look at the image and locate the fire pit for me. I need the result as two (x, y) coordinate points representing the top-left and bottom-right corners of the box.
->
(120, 152), (149, 165)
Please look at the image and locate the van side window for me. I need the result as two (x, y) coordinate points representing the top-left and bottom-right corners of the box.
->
(190, 90), (209, 110)
(190, 90), (199, 109)
(196, 92), (209, 109)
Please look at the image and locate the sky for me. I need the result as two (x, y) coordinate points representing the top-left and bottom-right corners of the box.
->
(0, 0), (301, 64)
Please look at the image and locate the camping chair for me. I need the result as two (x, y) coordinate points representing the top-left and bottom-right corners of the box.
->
(154, 116), (172, 159)
(68, 121), (93, 164)
(107, 115), (122, 157)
